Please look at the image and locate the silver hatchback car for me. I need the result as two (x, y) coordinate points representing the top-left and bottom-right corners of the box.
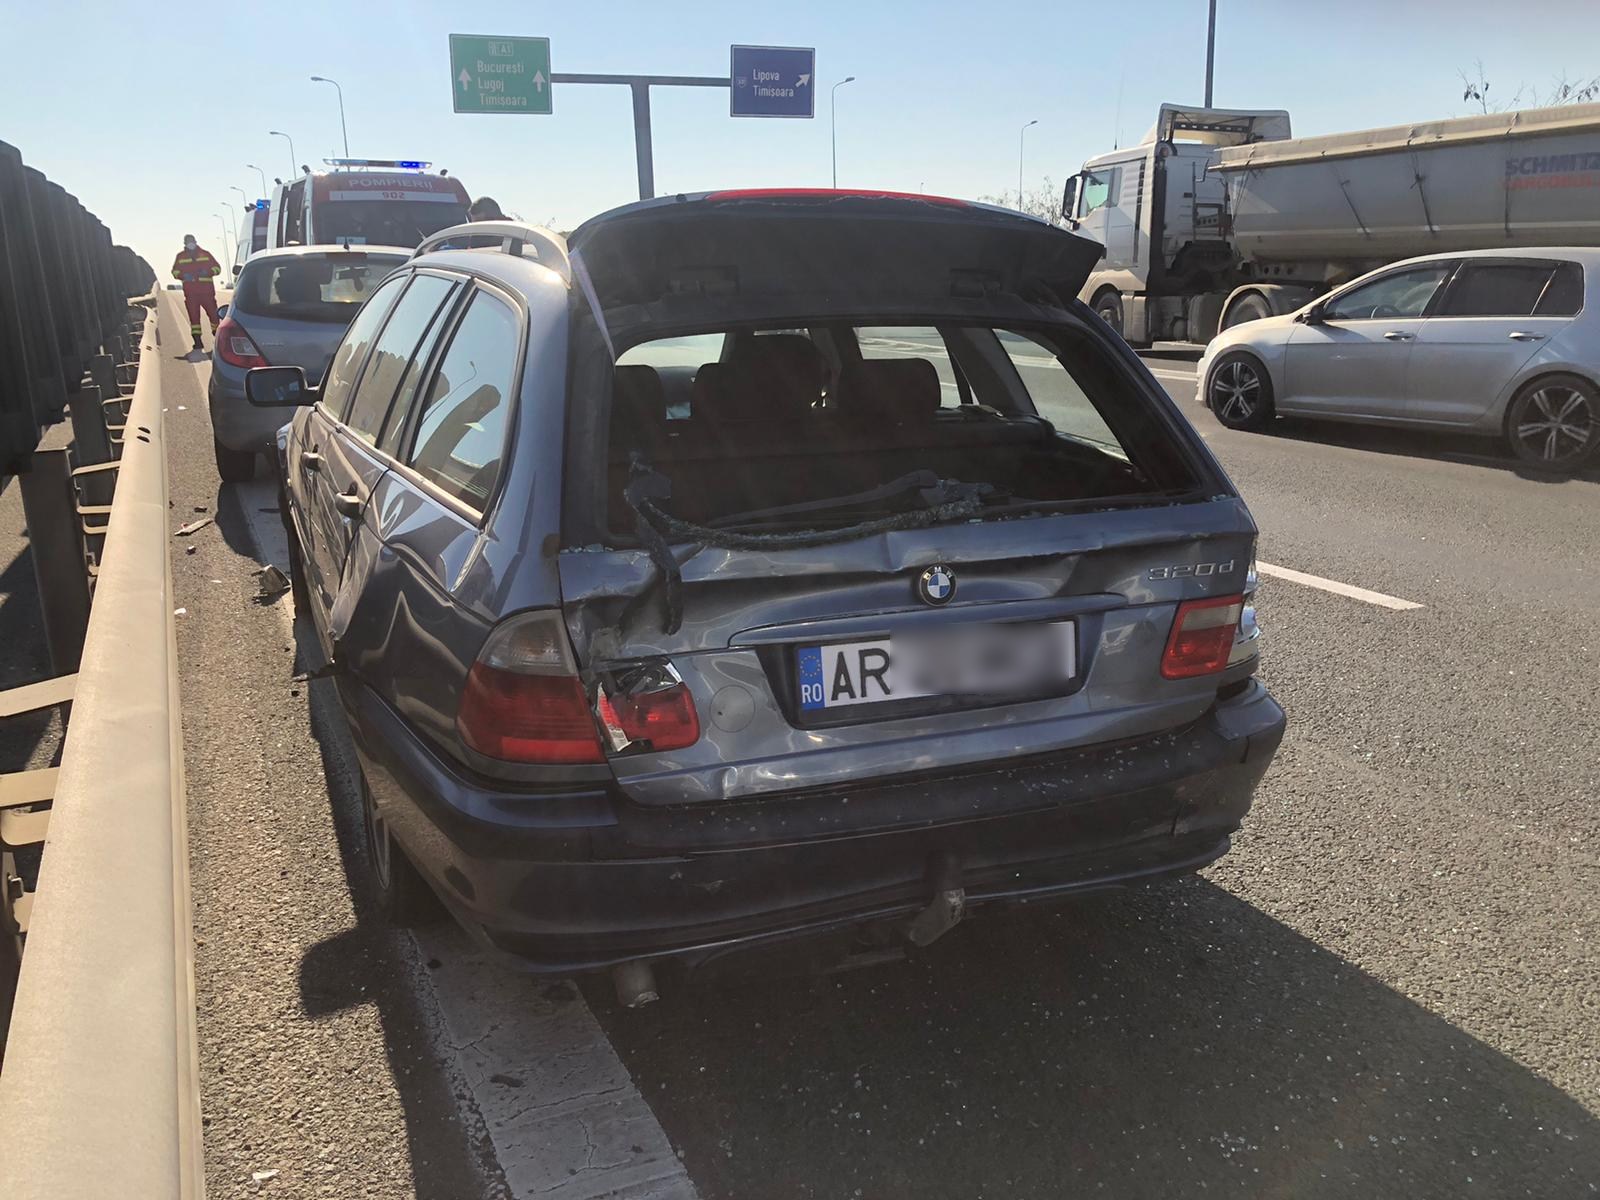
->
(246, 194), (1285, 988)
(209, 244), (408, 480)
(1200, 247), (1600, 472)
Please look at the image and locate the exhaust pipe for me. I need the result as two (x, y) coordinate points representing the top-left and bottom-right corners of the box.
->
(612, 960), (660, 1008)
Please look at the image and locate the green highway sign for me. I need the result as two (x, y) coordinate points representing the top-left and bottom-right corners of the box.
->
(449, 34), (552, 115)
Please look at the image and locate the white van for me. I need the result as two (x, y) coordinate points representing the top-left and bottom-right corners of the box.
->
(266, 160), (471, 251)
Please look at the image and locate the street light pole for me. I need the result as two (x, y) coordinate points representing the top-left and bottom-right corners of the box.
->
(214, 214), (234, 274)
(1018, 119), (1039, 212)
(269, 130), (297, 175)
(246, 163), (268, 195)
(1204, 0), (1217, 107)
(830, 76), (855, 188)
(310, 75), (349, 157)
(229, 185), (248, 207)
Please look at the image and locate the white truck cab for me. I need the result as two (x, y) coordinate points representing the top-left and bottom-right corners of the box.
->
(1064, 106), (1290, 344)
(265, 159), (471, 251)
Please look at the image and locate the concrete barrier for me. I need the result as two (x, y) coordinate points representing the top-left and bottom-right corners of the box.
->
(0, 306), (206, 1198)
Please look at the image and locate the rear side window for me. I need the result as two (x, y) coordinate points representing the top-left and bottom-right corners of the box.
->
(342, 274), (458, 446)
(1440, 263), (1558, 317)
(231, 253), (406, 323)
(1535, 261), (1584, 316)
(317, 275), (406, 419)
(406, 291), (520, 510)
(995, 331), (1121, 451)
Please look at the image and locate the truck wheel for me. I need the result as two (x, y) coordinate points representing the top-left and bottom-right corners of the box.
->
(1207, 352), (1274, 431)
(1221, 292), (1272, 331)
(1093, 291), (1124, 337)
(1506, 373), (1599, 472)
(214, 436), (255, 482)
(360, 774), (443, 928)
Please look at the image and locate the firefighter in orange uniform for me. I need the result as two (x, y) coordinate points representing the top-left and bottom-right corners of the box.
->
(171, 234), (222, 351)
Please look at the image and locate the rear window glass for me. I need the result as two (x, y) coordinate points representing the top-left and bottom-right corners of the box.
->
(601, 322), (1198, 541)
(233, 253), (406, 322)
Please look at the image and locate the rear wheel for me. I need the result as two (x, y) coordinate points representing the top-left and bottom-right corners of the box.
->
(360, 774), (443, 927)
(1093, 291), (1123, 337)
(1506, 374), (1598, 472)
(1207, 352), (1274, 431)
(213, 436), (255, 482)
(1220, 291), (1273, 331)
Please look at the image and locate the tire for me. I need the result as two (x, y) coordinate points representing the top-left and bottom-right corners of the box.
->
(1505, 373), (1599, 473)
(1093, 291), (1124, 338)
(1207, 352), (1274, 431)
(213, 436), (255, 482)
(360, 773), (443, 927)
(1220, 291), (1273, 331)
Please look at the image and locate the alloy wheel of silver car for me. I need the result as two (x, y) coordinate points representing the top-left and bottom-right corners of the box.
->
(1209, 355), (1272, 430)
(1511, 378), (1596, 470)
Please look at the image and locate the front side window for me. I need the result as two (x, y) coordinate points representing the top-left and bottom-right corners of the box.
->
(1439, 262), (1559, 318)
(406, 291), (520, 510)
(343, 274), (458, 446)
(1079, 167), (1120, 217)
(317, 274), (406, 419)
(1323, 265), (1451, 321)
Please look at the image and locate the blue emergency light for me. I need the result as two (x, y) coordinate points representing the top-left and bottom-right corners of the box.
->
(322, 158), (431, 170)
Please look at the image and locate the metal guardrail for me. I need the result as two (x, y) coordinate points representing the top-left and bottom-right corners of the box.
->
(0, 306), (206, 1197)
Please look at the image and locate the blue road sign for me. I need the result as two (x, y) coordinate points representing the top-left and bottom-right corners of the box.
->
(730, 45), (816, 118)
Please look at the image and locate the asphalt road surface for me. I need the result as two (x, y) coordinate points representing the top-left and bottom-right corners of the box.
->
(156, 302), (1600, 1197)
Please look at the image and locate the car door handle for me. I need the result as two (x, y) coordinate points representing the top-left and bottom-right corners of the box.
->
(1508, 331), (1546, 341)
(333, 488), (363, 520)
(300, 450), (323, 473)
(1382, 331), (1414, 341)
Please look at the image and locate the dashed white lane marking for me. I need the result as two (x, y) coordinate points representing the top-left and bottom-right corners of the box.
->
(1257, 560), (1425, 611)
(217, 387), (697, 1197)
(1147, 368), (1198, 383)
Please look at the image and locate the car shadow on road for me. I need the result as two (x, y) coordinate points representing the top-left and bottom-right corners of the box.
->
(1264, 416), (1600, 484)
(288, 617), (505, 1200)
(582, 878), (1600, 1200)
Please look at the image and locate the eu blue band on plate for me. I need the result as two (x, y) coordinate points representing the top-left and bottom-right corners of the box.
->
(797, 646), (826, 710)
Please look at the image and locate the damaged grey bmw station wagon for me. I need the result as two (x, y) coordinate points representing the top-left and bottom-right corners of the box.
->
(248, 192), (1286, 997)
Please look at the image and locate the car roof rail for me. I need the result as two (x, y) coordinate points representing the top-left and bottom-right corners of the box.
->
(412, 221), (571, 283)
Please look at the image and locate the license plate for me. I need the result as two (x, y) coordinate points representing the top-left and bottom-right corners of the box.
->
(796, 622), (1076, 711)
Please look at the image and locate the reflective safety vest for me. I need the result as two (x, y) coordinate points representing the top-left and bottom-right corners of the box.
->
(172, 248), (221, 284)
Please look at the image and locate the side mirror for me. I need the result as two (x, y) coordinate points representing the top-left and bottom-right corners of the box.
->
(1300, 304), (1325, 326)
(216, 303), (230, 320)
(231, 263), (242, 279)
(1061, 175), (1080, 226)
(246, 365), (315, 408)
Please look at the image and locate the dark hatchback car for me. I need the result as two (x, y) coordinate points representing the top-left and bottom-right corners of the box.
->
(249, 193), (1285, 994)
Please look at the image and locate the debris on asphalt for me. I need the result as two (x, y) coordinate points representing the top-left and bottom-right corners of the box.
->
(193, 504), (208, 513)
(174, 607), (187, 617)
(250, 1168), (279, 1186)
(256, 564), (290, 598)
(175, 516), (213, 537)
(185, 545), (196, 556)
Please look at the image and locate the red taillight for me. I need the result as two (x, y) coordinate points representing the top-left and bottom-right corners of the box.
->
(216, 317), (267, 368)
(596, 680), (700, 754)
(1161, 594), (1245, 680)
(457, 665), (605, 763)
(704, 187), (969, 207)
(455, 611), (701, 764)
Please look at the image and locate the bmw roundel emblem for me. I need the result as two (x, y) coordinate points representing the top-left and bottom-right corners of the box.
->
(917, 564), (957, 606)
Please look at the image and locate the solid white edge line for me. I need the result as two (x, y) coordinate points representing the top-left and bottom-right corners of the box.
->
(1256, 561), (1424, 611)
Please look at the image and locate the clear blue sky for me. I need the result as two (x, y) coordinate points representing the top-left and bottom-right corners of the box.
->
(5, 0), (1597, 271)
